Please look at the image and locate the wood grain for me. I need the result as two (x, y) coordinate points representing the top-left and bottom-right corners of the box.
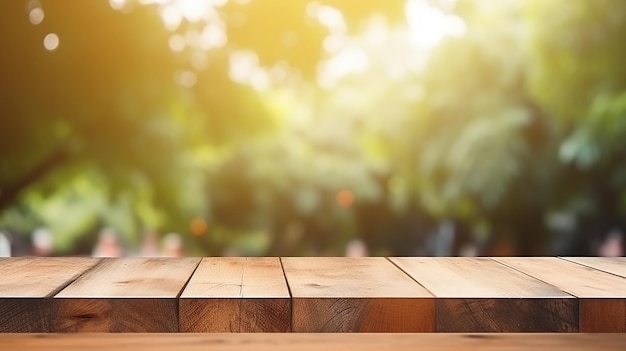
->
(0, 257), (100, 332)
(391, 257), (578, 332)
(282, 257), (434, 332)
(495, 257), (626, 332)
(179, 257), (290, 332)
(53, 257), (200, 332)
(1, 333), (625, 351)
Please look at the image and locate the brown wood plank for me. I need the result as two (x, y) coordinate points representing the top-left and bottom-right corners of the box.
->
(1, 333), (625, 351)
(52, 257), (200, 332)
(0, 257), (100, 332)
(561, 257), (626, 278)
(282, 257), (434, 332)
(496, 257), (626, 332)
(179, 257), (290, 332)
(391, 257), (577, 332)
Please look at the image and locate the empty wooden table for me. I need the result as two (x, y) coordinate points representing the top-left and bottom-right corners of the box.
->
(0, 257), (625, 333)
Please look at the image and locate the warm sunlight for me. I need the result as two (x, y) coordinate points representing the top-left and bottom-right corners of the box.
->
(137, 0), (227, 31)
(405, 0), (466, 49)
(3, 0), (624, 259)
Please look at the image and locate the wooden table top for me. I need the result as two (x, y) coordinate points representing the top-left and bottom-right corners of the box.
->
(0, 257), (625, 333)
(1, 333), (625, 351)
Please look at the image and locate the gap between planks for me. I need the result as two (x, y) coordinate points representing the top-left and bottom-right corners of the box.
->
(278, 257), (294, 333)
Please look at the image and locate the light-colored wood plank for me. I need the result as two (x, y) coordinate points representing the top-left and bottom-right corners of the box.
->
(55, 257), (200, 298)
(562, 257), (626, 278)
(282, 257), (434, 332)
(391, 257), (577, 332)
(495, 257), (626, 332)
(495, 257), (626, 298)
(52, 257), (200, 332)
(0, 257), (100, 298)
(0, 257), (100, 332)
(1, 333), (625, 351)
(283, 257), (432, 298)
(391, 257), (572, 298)
(179, 257), (290, 332)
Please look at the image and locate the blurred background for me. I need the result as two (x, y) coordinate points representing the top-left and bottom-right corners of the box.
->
(0, 0), (625, 257)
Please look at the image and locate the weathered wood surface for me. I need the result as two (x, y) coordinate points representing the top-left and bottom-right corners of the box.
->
(282, 257), (435, 332)
(0, 257), (100, 332)
(495, 257), (626, 332)
(53, 257), (201, 332)
(1, 333), (625, 351)
(391, 257), (578, 332)
(179, 257), (290, 332)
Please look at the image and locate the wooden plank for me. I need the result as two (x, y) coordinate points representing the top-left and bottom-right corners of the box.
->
(179, 257), (290, 332)
(1, 333), (625, 351)
(53, 257), (200, 332)
(561, 257), (626, 278)
(282, 257), (434, 332)
(496, 257), (626, 332)
(390, 257), (578, 332)
(0, 257), (100, 332)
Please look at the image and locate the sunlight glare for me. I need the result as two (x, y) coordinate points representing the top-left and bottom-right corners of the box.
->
(108, 0), (127, 11)
(160, 5), (182, 31)
(229, 50), (258, 82)
(307, 2), (346, 33)
(200, 24), (227, 50)
(228, 50), (269, 91)
(178, 0), (212, 22)
(140, 0), (226, 30)
(405, 0), (466, 49)
(318, 46), (369, 88)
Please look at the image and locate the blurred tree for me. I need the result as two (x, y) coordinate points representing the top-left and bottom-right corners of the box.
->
(404, 0), (557, 254)
(2, 0), (625, 256)
(0, 0), (272, 251)
(526, 0), (626, 252)
(0, 0), (408, 253)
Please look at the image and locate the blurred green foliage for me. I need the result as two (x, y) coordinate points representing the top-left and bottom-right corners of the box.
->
(0, 0), (625, 256)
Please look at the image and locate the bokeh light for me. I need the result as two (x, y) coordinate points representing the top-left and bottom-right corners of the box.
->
(336, 190), (355, 208)
(190, 218), (208, 237)
(1, 0), (624, 258)
(43, 33), (59, 51)
(109, 0), (127, 11)
(29, 7), (44, 25)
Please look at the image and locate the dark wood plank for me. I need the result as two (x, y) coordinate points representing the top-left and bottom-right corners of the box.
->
(1, 333), (625, 351)
(179, 257), (290, 332)
(0, 257), (100, 332)
(391, 257), (578, 332)
(496, 257), (626, 332)
(282, 257), (434, 332)
(52, 257), (200, 332)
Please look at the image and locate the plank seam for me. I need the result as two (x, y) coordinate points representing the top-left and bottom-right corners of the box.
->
(175, 257), (203, 332)
(384, 257), (437, 297)
(238, 258), (246, 332)
(47, 258), (103, 298)
(558, 257), (626, 280)
(278, 257), (293, 333)
(489, 258), (577, 298)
